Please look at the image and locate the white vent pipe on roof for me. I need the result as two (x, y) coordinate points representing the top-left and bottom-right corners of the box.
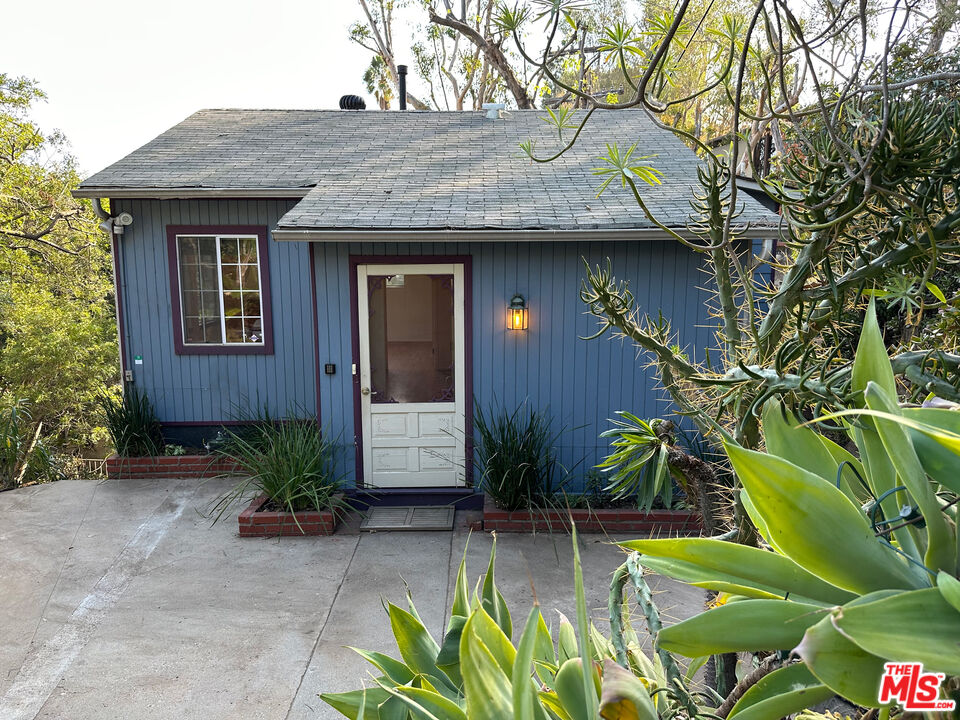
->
(482, 103), (506, 119)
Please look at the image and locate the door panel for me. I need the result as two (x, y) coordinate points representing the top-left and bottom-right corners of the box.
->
(358, 263), (465, 488)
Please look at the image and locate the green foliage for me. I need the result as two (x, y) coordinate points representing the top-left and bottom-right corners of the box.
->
(593, 142), (664, 195)
(362, 55), (394, 110)
(0, 280), (117, 446)
(474, 401), (561, 510)
(559, 469), (628, 509)
(597, 413), (677, 511)
(100, 387), (164, 457)
(621, 315), (960, 711)
(0, 399), (61, 489)
(322, 534), (682, 720)
(209, 413), (344, 518)
(0, 74), (117, 449)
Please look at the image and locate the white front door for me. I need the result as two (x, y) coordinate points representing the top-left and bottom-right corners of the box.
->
(357, 263), (466, 487)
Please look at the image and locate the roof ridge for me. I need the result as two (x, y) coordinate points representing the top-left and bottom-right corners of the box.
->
(190, 108), (589, 114)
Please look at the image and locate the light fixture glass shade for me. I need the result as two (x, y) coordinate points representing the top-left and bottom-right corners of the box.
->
(507, 294), (528, 330)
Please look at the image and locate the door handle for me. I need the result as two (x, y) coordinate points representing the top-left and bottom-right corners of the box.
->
(361, 387), (378, 396)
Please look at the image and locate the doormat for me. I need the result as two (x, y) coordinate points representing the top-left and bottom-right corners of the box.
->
(359, 506), (455, 531)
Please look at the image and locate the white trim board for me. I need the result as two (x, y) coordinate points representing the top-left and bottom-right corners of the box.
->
(357, 262), (466, 488)
(71, 187), (311, 199)
(272, 226), (782, 242)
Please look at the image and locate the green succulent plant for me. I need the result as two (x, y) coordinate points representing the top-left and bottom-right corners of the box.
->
(321, 535), (697, 720)
(616, 300), (960, 716)
(325, 303), (959, 720)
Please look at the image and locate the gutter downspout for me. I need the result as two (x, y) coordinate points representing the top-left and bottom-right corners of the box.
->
(92, 198), (131, 389)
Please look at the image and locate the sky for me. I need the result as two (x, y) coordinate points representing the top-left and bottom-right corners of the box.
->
(2, 0), (423, 175)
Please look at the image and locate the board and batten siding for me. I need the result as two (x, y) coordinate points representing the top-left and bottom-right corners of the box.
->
(312, 241), (716, 488)
(112, 198), (718, 488)
(112, 199), (316, 427)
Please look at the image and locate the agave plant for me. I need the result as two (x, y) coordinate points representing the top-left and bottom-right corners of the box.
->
(321, 535), (709, 720)
(614, 301), (960, 716)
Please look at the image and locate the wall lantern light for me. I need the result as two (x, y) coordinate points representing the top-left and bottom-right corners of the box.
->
(507, 294), (528, 330)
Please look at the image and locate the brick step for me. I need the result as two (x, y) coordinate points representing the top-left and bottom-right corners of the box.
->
(105, 454), (242, 480)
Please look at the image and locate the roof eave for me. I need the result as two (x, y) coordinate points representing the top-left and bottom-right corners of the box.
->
(71, 187), (313, 199)
(270, 226), (782, 242)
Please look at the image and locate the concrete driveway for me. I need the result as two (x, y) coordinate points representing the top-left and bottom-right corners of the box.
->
(0, 477), (702, 720)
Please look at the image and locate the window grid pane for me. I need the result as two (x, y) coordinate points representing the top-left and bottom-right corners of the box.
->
(178, 236), (222, 344)
(177, 234), (264, 346)
(218, 236), (262, 344)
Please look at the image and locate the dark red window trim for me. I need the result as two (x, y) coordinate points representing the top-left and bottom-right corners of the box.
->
(166, 225), (274, 356)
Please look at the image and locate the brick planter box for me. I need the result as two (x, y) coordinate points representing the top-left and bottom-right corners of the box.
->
(238, 495), (341, 537)
(483, 495), (701, 535)
(106, 454), (242, 480)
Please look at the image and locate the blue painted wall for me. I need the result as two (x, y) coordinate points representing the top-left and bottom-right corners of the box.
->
(314, 241), (715, 488)
(115, 200), (719, 488)
(113, 199), (316, 429)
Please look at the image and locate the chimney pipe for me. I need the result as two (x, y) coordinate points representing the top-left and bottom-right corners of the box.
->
(398, 64), (407, 110)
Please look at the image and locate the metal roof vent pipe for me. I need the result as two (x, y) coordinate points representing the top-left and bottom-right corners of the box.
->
(398, 65), (407, 110)
(339, 95), (366, 110)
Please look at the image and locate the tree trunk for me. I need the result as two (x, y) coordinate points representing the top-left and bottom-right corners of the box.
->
(429, 9), (534, 108)
(927, 0), (959, 54)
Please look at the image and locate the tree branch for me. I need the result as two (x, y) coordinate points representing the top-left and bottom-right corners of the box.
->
(429, 8), (534, 108)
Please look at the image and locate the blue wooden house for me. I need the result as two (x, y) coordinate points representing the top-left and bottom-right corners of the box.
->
(74, 109), (779, 491)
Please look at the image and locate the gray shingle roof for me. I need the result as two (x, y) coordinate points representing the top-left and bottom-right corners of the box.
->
(76, 109), (780, 236)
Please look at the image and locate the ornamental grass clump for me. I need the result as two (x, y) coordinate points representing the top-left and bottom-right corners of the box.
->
(208, 414), (344, 521)
(99, 387), (164, 457)
(474, 401), (561, 510)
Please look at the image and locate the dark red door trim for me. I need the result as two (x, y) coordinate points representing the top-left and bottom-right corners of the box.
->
(308, 245), (323, 426)
(348, 255), (474, 489)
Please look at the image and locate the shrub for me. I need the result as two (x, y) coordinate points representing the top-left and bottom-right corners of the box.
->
(208, 415), (344, 519)
(0, 399), (61, 489)
(474, 401), (560, 510)
(100, 387), (164, 457)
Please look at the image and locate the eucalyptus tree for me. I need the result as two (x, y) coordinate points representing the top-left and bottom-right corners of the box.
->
(351, 0), (433, 109)
(350, 0), (644, 109)
(351, 0), (522, 109)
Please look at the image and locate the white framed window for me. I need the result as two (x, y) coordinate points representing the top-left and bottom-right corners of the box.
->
(175, 234), (265, 346)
